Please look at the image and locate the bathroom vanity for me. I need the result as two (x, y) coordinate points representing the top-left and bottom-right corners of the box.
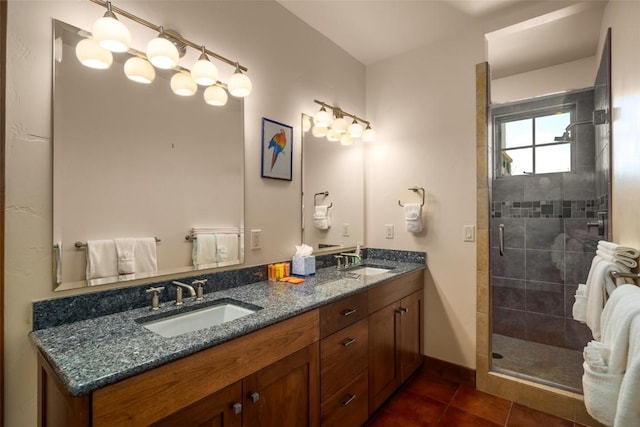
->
(33, 261), (424, 426)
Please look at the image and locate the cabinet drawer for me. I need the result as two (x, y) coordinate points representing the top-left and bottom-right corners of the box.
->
(321, 369), (368, 427)
(320, 318), (368, 400)
(320, 291), (368, 338)
(369, 269), (424, 313)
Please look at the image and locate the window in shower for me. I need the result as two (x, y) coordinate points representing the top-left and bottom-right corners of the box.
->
(496, 108), (573, 176)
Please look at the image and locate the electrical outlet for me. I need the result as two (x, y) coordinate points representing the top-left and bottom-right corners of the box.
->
(250, 229), (262, 250)
(463, 225), (475, 242)
(385, 224), (394, 239)
(343, 223), (350, 237)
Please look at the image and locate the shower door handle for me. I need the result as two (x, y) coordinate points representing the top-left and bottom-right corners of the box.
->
(499, 224), (505, 256)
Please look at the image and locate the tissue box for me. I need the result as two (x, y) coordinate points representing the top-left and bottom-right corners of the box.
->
(292, 255), (316, 276)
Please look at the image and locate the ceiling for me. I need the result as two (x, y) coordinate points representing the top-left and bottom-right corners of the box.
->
(277, 0), (608, 78)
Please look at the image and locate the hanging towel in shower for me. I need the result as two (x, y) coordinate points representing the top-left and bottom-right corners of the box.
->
(404, 203), (423, 233)
(614, 315), (640, 426)
(192, 234), (217, 266)
(115, 238), (136, 275)
(597, 241), (640, 259)
(134, 237), (158, 275)
(216, 233), (239, 265)
(86, 239), (118, 280)
(596, 249), (638, 269)
(313, 205), (331, 230)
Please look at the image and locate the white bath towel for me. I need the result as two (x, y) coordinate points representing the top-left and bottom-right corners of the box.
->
(134, 237), (158, 274)
(216, 233), (239, 264)
(404, 203), (423, 233)
(613, 315), (640, 427)
(313, 205), (331, 230)
(596, 249), (638, 269)
(86, 239), (118, 280)
(114, 238), (136, 275)
(192, 234), (217, 266)
(598, 241), (640, 259)
(586, 260), (627, 340)
(572, 283), (587, 322)
(600, 285), (640, 374)
(582, 360), (623, 426)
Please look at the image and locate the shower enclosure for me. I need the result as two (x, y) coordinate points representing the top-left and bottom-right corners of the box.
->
(488, 34), (611, 392)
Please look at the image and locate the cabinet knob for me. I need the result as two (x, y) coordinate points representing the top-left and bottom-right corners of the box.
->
(341, 308), (357, 316)
(395, 307), (409, 315)
(341, 394), (357, 406)
(341, 337), (357, 347)
(232, 402), (242, 415)
(249, 391), (260, 403)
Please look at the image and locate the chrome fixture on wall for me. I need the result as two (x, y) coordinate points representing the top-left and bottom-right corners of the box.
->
(308, 100), (375, 144)
(77, 0), (252, 106)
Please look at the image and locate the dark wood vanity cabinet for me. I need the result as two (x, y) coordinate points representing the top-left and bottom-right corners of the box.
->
(37, 268), (424, 427)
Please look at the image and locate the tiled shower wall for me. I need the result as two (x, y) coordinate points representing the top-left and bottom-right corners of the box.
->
(490, 89), (598, 351)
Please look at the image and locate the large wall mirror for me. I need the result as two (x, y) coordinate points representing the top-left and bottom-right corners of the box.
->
(301, 114), (364, 254)
(53, 20), (244, 291)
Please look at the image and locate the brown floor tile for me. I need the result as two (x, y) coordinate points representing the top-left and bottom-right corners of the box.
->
(367, 409), (438, 427)
(382, 387), (448, 423)
(507, 403), (573, 427)
(450, 384), (512, 425)
(438, 407), (503, 426)
(402, 372), (460, 404)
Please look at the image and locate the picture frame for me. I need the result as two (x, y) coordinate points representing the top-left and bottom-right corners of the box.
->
(261, 117), (293, 181)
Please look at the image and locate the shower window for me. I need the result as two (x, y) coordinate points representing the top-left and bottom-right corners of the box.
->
(496, 108), (573, 176)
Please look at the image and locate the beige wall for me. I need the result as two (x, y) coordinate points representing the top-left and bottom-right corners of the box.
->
(5, 1), (364, 425)
(602, 0), (640, 249)
(365, 29), (485, 369)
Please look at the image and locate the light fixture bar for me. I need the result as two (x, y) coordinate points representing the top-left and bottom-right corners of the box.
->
(89, 0), (248, 72)
(313, 99), (370, 126)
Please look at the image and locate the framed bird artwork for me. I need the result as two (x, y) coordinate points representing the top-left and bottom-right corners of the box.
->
(261, 117), (293, 181)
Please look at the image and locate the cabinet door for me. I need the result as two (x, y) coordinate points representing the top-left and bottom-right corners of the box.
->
(150, 381), (242, 427)
(368, 301), (400, 413)
(398, 290), (423, 383)
(242, 343), (319, 427)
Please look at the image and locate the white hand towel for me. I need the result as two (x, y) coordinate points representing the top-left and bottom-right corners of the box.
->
(313, 205), (331, 230)
(596, 249), (638, 269)
(192, 234), (217, 266)
(216, 233), (239, 264)
(114, 238), (136, 275)
(586, 260), (627, 340)
(613, 315), (640, 427)
(572, 283), (587, 322)
(134, 237), (158, 274)
(86, 239), (118, 280)
(404, 203), (423, 233)
(598, 240), (640, 259)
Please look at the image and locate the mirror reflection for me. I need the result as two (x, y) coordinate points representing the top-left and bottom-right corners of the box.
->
(301, 114), (364, 254)
(52, 19), (245, 290)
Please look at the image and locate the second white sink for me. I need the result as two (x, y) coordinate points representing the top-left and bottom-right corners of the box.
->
(141, 301), (258, 338)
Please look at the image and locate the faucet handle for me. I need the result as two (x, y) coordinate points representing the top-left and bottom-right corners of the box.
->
(145, 286), (165, 311)
(334, 255), (344, 269)
(192, 279), (207, 301)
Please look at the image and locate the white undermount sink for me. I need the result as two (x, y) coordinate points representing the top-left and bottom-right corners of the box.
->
(141, 301), (258, 338)
(348, 266), (392, 276)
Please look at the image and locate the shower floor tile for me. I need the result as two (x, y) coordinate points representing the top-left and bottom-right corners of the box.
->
(491, 333), (584, 392)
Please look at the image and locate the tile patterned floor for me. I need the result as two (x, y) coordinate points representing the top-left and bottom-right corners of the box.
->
(366, 371), (589, 427)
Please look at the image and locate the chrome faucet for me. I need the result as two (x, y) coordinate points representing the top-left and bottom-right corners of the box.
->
(172, 281), (196, 306)
(340, 252), (361, 267)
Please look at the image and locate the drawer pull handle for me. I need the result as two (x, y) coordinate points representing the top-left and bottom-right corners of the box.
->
(342, 308), (357, 316)
(232, 402), (242, 415)
(341, 338), (357, 347)
(249, 392), (260, 403)
(395, 307), (409, 315)
(342, 394), (357, 406)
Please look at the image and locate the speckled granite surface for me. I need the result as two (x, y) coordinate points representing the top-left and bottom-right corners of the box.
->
(30, 258), (424, 397)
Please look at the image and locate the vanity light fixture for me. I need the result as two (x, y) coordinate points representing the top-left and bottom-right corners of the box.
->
(75, 37), (113, 69)
(311, 99), (375, 143)
(81, 0), (252, 105)
(91, 1), (131, 52)
(191, 46), (219, 86)
(124, 56), (155, 83)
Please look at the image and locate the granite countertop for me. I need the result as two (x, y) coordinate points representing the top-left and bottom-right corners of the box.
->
(30, 259), (424, 396)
